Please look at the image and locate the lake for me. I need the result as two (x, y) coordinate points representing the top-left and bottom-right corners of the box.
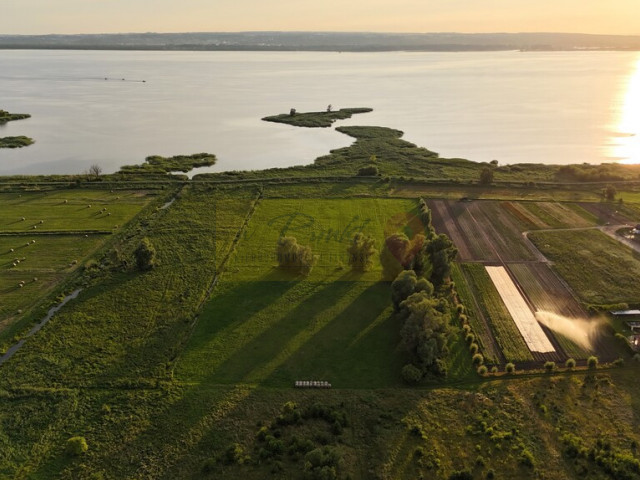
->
(1, 49), (639, 176)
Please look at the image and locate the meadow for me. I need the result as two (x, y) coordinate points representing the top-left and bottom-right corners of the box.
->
(528, 229), (640, 307)
(0, 118), (639, 479)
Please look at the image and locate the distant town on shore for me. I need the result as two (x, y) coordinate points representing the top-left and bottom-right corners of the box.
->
(2, 31), (640, 51)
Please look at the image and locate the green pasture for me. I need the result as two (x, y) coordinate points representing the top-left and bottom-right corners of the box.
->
(529, 229), (640, 306)
(0, 234), (106, 336)
(0, 190), (153, 233)
(0, 187), (255, 386)
(228, 198), (420, 281)
(176, 279), (404, 388)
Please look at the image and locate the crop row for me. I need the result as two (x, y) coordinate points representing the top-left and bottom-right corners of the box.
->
(461, 263), (534, 362)
(450, 263), (500, 364)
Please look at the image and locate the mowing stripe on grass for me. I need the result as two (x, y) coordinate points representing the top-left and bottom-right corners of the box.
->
(485, 266), (554, 354)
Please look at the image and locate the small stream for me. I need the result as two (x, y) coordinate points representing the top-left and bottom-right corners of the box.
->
(0, 289), (82, 366)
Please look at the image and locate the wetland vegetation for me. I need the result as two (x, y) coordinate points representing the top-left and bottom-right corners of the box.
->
(0, 111), (639, 479)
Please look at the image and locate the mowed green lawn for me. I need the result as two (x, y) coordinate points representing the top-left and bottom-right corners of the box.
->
(0, 234), (106, 335)
(229, 198), (421, 281)
(177, 198), (421, 388)
(0, 190), (154, 232)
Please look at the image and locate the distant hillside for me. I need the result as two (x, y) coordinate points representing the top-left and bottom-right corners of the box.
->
(1, 31), (640, 51)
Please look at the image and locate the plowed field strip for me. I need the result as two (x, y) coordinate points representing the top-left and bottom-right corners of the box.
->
(501, 202), (548, 230)
(485, 266), (555, 354)
(462, 264), (534, 362)
(445, 202), (497, 262)
(508, 263), (591, 359)
(428, 200), (473, 261)
(469, 202), (536, 261)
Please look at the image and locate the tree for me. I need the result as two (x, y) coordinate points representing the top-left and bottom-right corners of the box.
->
(89, 164), (102, 179)
(391, 270), (418, 309)
(276, 236), (315, 275)
(380, 233), (425, 280)
(399, 291), (451, 373)
(401, 363), (422, 384)
(134, 237), (156, 271)
(479, 167), (494, 185)
(604, 184), (617, 201)
(65, 436), (88, 456)
(424, 234), (458, 287)
(347, 232), (377, 271)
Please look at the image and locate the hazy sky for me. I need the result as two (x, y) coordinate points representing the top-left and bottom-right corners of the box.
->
(2, 0), (639, 35)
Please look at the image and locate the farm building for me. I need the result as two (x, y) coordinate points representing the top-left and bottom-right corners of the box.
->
(627, 321), (640, 333)
(629, 334), (640, 351)
(611, 309), (640, 317)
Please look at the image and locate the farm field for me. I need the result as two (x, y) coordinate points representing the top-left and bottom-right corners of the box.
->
(528, 229), (640, 306)
(0, 186), (255, 387)
(177, 197), (452, 388)
(450, 263), (501, 364)
(228, 198), (420, 280)
(485, 266), (555, 354)
(428, 199), (536, 262)
(0, 189), (154, 233)
(458, 263), (534, 363)
(507, 263), (594, 360)
(0, 234), (106, 336)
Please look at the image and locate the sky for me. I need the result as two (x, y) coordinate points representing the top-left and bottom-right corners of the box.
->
(2, 0), (640, 36)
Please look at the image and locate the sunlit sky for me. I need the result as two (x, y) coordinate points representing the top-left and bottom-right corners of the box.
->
(2, 0), (640, 35)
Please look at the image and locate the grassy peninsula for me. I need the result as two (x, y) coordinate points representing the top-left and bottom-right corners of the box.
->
(0, 113), (639, 480)
(118, 152), (216, 174)
(0, 109), (31, 124)
(263, 107), (373, 128)
(0, 135), (34, 148)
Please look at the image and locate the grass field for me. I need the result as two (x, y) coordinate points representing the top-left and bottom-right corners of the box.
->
(228, 198), (420, 281)
(528, 229), (640, 306)
(0, 234), (106, 336)
(177, 197), (428, 388)
(0, 190), (154, 233)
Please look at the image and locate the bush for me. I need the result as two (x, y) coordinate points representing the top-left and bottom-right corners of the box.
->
(276, 236), (316, 275)
(588, 356), (598, 369)
(65, 436), (88, 456)
(472, 353), (484, 366)
(544, 361), (556, 373)
(134, 237), (156, 271)
(469, 343), (479, 354)
(357, 165), (379, 176)
(565, 358), (576, 369)
(477, 365), (488, 376)
(401, 363), (423, 384)
(505, 362), (515, 374)
(449, 470), (473, 480)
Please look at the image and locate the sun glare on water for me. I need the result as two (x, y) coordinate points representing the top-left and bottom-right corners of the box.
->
(612, 56), (640, 164)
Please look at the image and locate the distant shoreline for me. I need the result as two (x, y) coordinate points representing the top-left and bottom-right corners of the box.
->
(1, 31), (639, 52)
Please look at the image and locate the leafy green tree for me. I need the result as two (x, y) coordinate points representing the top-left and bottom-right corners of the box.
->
(604, 184), (617, 201)
(425, 234), (458, 287)
(391, 270), (418, 310)
(276, 236), (315, 275)
(399, 292), (451, 372)
(401, 363), (423, 384)
(134, 237), (156, 271)
(479, 167), (494, 185)
(347, 232), (377, 271)
(380, 233), (425, 280)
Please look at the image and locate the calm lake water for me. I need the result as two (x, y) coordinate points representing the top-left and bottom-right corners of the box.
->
(1, 50), (639, 175)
